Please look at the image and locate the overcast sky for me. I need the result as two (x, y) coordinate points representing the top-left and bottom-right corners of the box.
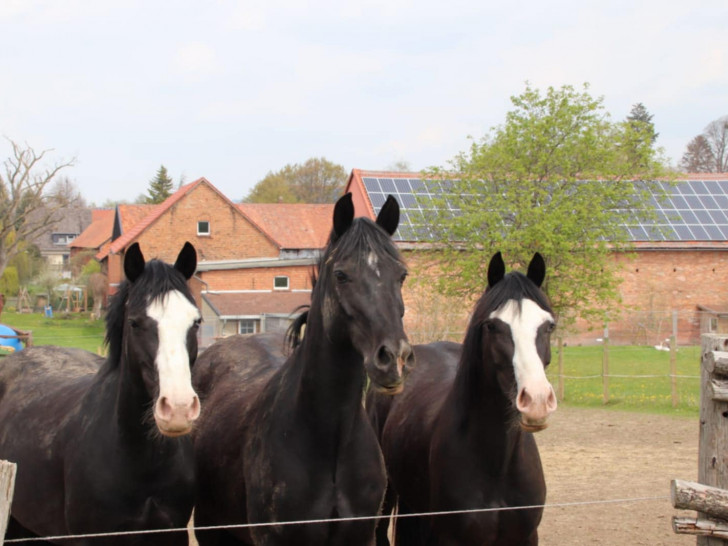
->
(1, 0), (726, 206)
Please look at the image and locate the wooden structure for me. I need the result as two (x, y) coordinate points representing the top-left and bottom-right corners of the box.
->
(0, 460), (17, 545)
(0, 326), (32, 354)
(672, 334), (728, 543)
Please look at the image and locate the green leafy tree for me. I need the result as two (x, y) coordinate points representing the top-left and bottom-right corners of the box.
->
(244, 158), (347, 203)
(423, 83), (669, 330)
(0, 139), (75, 280)
(146, 165), (174, 204)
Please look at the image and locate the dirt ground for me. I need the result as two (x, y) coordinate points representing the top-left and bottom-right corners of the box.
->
(537, 406), (698, 545)
(188, 407), (699, 545)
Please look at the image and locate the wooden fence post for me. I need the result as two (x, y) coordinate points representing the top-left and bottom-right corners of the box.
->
(602, 322), (609, 405)
(556, 336), (564, 402)
(0, 460), (17, 545)
(698, 334), (728, 545)
(671, 310), (678, 408)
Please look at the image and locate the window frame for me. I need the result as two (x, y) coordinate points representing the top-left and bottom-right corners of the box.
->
(273, 275), (290, 290)
(197, 220), (211, 236)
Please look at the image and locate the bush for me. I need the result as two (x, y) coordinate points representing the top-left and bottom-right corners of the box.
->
(0, 266), (19, 296)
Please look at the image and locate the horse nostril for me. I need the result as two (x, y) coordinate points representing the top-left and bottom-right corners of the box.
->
(517, 388), (533, 411)
(158, 396), (173, 420)
(377, 345), (393, 367)
(188, 395), (201, 421)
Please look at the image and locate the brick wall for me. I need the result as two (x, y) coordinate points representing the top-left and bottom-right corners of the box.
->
(200, 265), (315, 292)
(400, 247), (728, 346)
(133, 183), (279, 264)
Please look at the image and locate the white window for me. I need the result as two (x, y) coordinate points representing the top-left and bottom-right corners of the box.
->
(197, 221), (210, 236)
(274, 276), (289, 290)
(239, 319), (256, 334)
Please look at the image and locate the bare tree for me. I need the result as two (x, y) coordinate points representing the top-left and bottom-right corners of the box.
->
(680, 115), (728, 172)
(0, 139), (75, 279)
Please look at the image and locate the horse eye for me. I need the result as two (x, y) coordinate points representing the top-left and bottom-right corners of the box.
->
(128, 318), (139, 329)
(484, 321), (497, 333)
(400, 272), (408, 284)
(193, 318), (202, 329)
(334, 270), (349, 283)
(547, 322), (556, 333)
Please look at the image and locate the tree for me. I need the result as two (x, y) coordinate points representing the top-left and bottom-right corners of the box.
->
(626, 103), (659, 145)
(146, 165), (174, 204)
(680, 115), (728, 172)
(680, 135), (716, 172)
(244, 158), (347, 203)
(0, 139), (75, 281)
(423, 83), (669, 330)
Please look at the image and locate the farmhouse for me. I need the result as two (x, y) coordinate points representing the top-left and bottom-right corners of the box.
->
(85, 178), (331, 347)
(344, 169), (728, 346)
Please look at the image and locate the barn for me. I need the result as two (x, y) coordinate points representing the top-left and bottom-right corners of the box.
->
(344, 169), (728, 345)
(85, 178), (331, 347)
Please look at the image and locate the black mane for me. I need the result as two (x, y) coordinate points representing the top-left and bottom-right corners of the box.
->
(105, 259), (195, 367)
(285, 217), (403, 350)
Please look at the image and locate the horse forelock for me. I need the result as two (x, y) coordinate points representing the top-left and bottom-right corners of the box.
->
(461, 271), (552, 365)
(105, 259), (194, 367)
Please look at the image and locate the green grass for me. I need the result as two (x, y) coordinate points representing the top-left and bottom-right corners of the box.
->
(1, 311), (106, 354)
(549, 344), (701, 417)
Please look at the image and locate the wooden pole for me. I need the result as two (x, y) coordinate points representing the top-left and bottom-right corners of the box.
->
(698, 334), (728, 545)
(557, 336), (564, 402)
(0, 460), (17, 545)
(672, 479), (728, 521)
(602, 322), (609, 405)
(671, 310), (678, 408)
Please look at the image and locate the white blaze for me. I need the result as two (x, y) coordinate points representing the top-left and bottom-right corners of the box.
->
(147, 290), (201, 434)
(490, 298), (556, 423)
(367, 251), (380, 277)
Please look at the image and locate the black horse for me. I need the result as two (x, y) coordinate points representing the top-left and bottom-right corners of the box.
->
(192, 193), (414, 546)
(367, 252), (557, 546)
(0, 242), (202, 545)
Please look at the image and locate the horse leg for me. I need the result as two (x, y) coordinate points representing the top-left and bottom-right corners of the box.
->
(394, 501), (430, 546)
(375, 484), (396, 546)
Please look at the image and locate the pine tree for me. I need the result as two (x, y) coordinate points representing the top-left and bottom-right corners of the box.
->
(146, 165), (174, 204)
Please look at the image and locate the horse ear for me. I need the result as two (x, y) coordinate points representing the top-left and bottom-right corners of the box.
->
(487, 251), (505, 288)
(174, 242), (197, 280)
(332, 193), (354, 240)
(527, 252), (546, 288)
(124, 243), (145, 283)
(376, 195), (400, 236)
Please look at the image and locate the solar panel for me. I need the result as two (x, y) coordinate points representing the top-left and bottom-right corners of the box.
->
(363, 176), (728, 243)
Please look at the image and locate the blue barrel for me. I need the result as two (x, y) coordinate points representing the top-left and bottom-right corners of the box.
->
(0, 324), (24, 352)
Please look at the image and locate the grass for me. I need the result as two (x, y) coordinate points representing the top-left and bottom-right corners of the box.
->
(1, 310), (106, 354)
(550, 343), (702, 417)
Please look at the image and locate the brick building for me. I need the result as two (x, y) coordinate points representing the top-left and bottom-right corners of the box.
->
(344, 169), (728, 345)
(87, 178), (332, 346)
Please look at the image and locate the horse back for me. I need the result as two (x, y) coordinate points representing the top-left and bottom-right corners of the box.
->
(0, 346), (103, 537)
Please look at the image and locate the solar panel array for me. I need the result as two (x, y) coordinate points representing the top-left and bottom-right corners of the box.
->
(362, 176), (728, 243)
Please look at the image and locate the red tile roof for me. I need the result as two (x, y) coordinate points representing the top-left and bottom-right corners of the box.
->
(70, 209), (114, 250)
(95, 178), (246, 260)
(203, 291), (311, 317)
(238, 203), (333, 250)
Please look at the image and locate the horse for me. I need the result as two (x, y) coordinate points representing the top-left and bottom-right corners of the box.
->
(0, 242), (202, 545)
(366, 252), (557, 546)
(192, 192), (415, 546)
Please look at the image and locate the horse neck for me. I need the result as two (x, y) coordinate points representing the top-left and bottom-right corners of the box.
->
(292, 307), (366, 433)
(110, 346), (156, 442)
(448, 348), (522, 470)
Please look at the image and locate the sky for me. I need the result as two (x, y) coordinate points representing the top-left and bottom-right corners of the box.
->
(1, 0), (726, 206)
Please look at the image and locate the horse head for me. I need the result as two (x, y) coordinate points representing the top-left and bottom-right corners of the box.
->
(120, 242), (202, 437)
(476, 251), (557, 431)
(316, 193), (414, 394)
